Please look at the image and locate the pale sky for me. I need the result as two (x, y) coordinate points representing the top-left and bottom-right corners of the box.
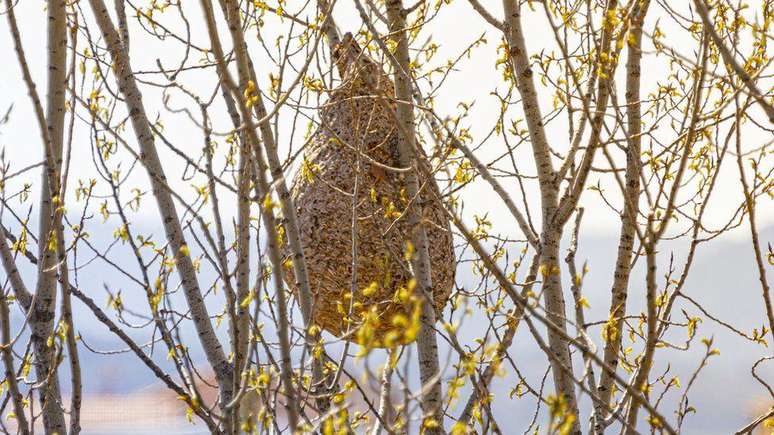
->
(2, 0), (771, 243)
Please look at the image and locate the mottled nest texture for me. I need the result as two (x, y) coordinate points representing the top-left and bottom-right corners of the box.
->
(281, 34), (455, 347)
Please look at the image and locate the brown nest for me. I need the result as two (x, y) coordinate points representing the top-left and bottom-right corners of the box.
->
(282, 34), (455, 347)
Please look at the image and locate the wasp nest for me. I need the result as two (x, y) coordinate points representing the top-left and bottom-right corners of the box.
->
(282, 34), (455, 347)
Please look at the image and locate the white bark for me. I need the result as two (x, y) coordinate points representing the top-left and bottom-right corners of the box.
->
(0, 234), (31, 434)
(386, 1), (444, 430)
(595, 1), (650, 428)
(87, 0), (233, 417)
(198, 0), (302, 428)
(500, 1), (580, 428)
(29, 1), (69, 431)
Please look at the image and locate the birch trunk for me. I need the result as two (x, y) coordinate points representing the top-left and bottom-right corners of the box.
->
(87, 0), (233, 418)
(221, 0), (330, 406)
(539, 228), (580, 433)
(595, 1), (649, 428)
(501, 1), (580, 429)
(29, 1), (69, 431)
(0, 234), (30, 434)
(197, 0), (302, 428)
(625, 30), (709, 432)
(386, 1), (444, 430)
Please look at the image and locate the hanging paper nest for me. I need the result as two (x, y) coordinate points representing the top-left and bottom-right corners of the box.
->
(281, 34), (455, 348)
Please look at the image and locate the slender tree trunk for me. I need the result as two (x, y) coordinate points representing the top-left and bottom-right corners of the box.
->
(227, 0), (331, 406)
(197, 0), (302, 428)
(233, 128), (252, 423)
(386, 1), (444, 431)
(0, 235), (31, 434)
(87, 0), (234, 423)
(595, 1), (650, 429)
(28, 1), (69, 431)
(539, 227), (580, 434)
(624, 244), (658, 433)
(499, 8), (579, 422)
(625, 30), (709, 432)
